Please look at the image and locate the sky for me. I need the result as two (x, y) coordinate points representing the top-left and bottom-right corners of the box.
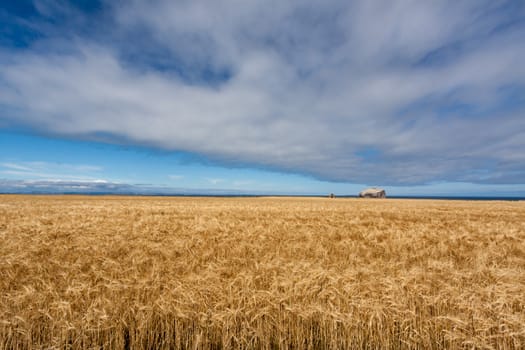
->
(1, 0), (525, 196)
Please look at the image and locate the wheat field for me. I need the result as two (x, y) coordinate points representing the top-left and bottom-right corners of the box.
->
(0, 195), (524, 349)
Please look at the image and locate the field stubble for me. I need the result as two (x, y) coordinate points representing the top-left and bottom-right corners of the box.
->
(0, 195), (524, 349)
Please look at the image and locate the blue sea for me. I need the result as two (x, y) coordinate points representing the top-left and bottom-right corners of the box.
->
(1, 191), (523, 201)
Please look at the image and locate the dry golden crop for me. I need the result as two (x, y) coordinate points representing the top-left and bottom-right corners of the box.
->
(1, 195), (524, 349)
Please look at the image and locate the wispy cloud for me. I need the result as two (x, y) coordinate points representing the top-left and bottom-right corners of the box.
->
(1, 163), (34, 171)
(206, 178), (225, 185)
(232, 180), (255, 187)
(0, 161), (103, 181)
(168, 174), (184, 180)
(0, 1), (524, 185)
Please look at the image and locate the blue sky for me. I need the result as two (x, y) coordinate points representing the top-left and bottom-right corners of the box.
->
(1, 1), (525, 196)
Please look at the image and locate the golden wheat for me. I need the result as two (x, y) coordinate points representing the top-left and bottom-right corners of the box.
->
(0, 195), (524, 349)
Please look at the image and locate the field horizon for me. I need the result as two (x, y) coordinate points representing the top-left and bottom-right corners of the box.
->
(1, 195), (524, 349)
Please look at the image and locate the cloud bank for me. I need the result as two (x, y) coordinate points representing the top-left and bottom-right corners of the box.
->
(0, 179), (280, 196)
(1, 0), (525, 185)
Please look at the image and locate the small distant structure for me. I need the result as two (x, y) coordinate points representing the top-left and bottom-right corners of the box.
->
(329, 193), (336, 199)
(359, 187), (386, 198)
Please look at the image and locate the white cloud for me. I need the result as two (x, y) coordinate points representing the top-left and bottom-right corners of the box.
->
(0, 0), (524, 185)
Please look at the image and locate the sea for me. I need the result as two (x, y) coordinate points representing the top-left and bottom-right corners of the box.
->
(4, 192), (522, 201)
